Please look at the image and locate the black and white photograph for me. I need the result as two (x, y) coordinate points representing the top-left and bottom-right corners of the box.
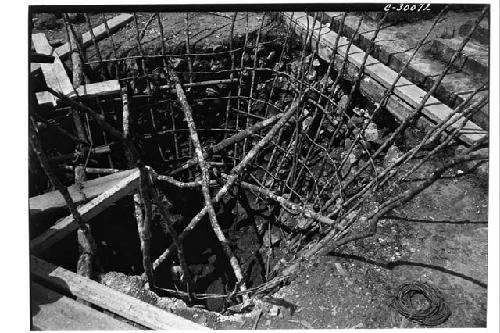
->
(19, 1), (498, 330)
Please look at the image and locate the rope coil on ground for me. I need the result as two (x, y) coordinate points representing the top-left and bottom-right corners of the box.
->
(390, 282), (451, 326)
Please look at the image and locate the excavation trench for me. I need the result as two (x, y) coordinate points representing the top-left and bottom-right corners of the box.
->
(34, 36), (398, 313)
(30, 11), (486, 317)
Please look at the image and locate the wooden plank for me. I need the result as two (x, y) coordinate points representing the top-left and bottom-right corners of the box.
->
(31, 256), (209, 330)
(30, 169), (135, 219)
(77, 79), (121, 96)
(56, 13), (134, 59)
(30, 169), (140, 254)
(283, 12), (487, 145)
(31, 281), (137, 330)
(35, 80), (121, 106)
(30, 63), (41, 74)
(31, 33), (74, 97)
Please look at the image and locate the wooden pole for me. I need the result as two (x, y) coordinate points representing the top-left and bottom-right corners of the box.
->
(168, 67), (249, 300)
(29, 118), (97, 279)
(148, 170), (196, 303)
(120, 86), (155, 289)
(137, 168), (155, 289)
(62, 14), (95, 281)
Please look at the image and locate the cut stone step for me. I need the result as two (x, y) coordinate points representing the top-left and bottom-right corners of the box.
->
(429, 37), (488, 77)
(317, 12), (489, 129)
(459, 19), (489, 45)
(284, 12), (486, 146)
(454, 90), (489, 130)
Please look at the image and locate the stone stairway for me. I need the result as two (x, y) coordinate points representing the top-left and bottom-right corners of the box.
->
(314, 11), (489, 129)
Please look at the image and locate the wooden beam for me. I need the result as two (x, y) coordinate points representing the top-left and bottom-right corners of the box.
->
(31, 33), (74, 97)
(31, 256), (209, 330)
(30, 169), (135, 219)
(31, 281), (137, 330)
(35, 80), (121, 106)
(282, 12), (487, 146)
(30, 169), (140, 254)
(56, 13), (134, 59)
(32, 19), (126, 105)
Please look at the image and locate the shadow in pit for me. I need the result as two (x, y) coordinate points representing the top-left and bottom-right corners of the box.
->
(327, 252), (487, 289)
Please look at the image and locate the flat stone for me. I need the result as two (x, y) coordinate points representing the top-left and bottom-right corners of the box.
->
(459, 19), (489, 45)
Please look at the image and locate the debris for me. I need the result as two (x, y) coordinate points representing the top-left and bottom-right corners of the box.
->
(252, 310), (263, 329)
(364, 122), (379, 142)
(195, 314), (207, 325)
(170, 57), (186, 70)
(269, 305), (280, 317)
(299, 320), (314, 329)
(338, 94), (350, 112)
(334, 263), (348, 276)
(33, 13), (59, 30)
(66, 13), (84, 23)
(226, 300), (255, 314)
(384, 144), (403, 168)
(306, 69), (317, 81)
(477, 162), (488, 177)
(263, 229), (282, 247)
(352, 107), (365, 117)
(302, 115), (313, 131)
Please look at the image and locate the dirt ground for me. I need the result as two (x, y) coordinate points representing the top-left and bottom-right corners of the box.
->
(144, 153), (486, 330)
(32, 12), (279, 61)
(248, 164), (487, 329)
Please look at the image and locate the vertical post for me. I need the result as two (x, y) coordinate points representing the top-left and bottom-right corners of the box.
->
(29, 118), (98, 281)
(133, 13), (151, 96)
(169, 67), (249, 301)
(100, 13), (120, 169)
(185, 12), (193, 87)
(137, 167), (155, 289)
(223, 12), (238, 139)
(156, 13), (181, 163)
(84, 13), (108, 80)
(62, 14), (90, 205)
(259, 12), (296, 187)
(242, 13), (266, 157)
(184, 12), (194, 177)
(121, 86), (155, 289)
(102, 12), (120, 79)
(233, 13), (250, 166)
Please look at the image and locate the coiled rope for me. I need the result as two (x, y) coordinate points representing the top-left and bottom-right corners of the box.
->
(390, 282), (451, 326)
